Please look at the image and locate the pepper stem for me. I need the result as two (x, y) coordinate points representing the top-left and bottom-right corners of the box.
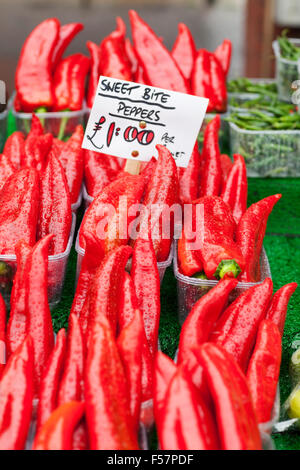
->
(214, 259), (241, 280)
(57, 109), (70, 141)
(34, 107), (47, 127)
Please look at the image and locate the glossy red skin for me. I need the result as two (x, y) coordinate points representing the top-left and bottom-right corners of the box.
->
(237, 194), (282, 282)
(140, 157), (157, 188)
(86, 41), (101, 109)
(214, 39), (232, 76)
(55, 125), (84, 204)
(71, 232), (105, 318)
(6, 241), (32, 358)
(0, 154), (14, 191)
(159, 366), (220, 450)
(171, 23), (197, 81)
(84, 149), (120, 198)
(84, 246), (132, 339)
(195, 343), (262, 450)
(129, 10), (190, 93)
(135, 65), (147, 84)
(192, 49), (227, 113)
(220, 153), (233, 190)
(53, 53), (90, 111)
(23, 133), (53, 172)
(0, 295), (6, 378)
(0, 336), (34, 450)
(192, 196), (245, 279)
(52, 23), (84, 69)
(38, 153), (72, 255)
(131, 238), (160, 357)
(125, 38), (139, 77)
(200, 115), (222, 197)
(99, 27), (132, 81)
(15, 18), (60, 111)
(85, 317), (139, 450)
(221, 154), (248, 224)
(27, 235), (54, 394)
(0, 168), (39, 254)
(178, 278), (238, 364)
(118, 272), (154, 403)
(117, 309), (143, 433)
(139, 144), (179, 262)
(79, 174), (145, 254)
(265, 282), (298, 336)
(178, 231), (203, 277)
(3, 131), (26, 169)
(27, 113), (44, 138)
(246, 320), (282, 424)
(36, 329), (67, 432)
(178, 142), (201, 204)
(210, 278), (273, 372)
(153, 351), (177, 422)
(33, 401), (85, 451)
(58, 314), (85, 405)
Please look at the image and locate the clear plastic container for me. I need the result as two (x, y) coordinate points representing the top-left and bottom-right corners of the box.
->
(0, 109), (7, 151)
(173, 241), (271, 325)
(0, 213), (76, 309)
(82, 184), (93, 210)
(228, 78), (276, 102)
(11, 93), (86, 139)
(229, 121), (300, 177)
(71, 188), (82, 213)
(75, 230), (173, 286)
(259, 384), (280, 436)
(273, 39), (300, 102)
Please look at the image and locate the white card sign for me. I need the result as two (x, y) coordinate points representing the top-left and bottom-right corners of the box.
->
(82, 76), (209, 168)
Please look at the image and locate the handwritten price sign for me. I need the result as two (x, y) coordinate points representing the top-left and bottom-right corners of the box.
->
(82, 76), (209, 168)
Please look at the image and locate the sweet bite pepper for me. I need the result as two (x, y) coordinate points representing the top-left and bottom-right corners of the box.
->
(0, 154), (14, 192)
(86, 40), (101, 109)
(171, 23), (197, 82)
(85, 316), (139, 450)
(265, 282), (298, 336)
(84, 149), (121, 198)
(52, 22), (84, 69)
(200, 115), (222, 197)
(153, 351), (177, 421)
(15, 18), (60, 112)
(3, 131), (25, 169)
(210, 278), (273, 372)
(221, 153), (247, 224)
(195, 343), (262, 450)
(246, 320), (282, 424)
(0, 336), (34, 450)
(177, 142), (201, 205)
(236, 194), (282, 282)
(129, 10), (190, 93)
(214, 39), (232, 76)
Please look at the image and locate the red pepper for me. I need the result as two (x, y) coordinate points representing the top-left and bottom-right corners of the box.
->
(210, 278), (273, 372)
(191, 196), (245, 279)
(177, 142), (201, 204)
(192, 49), (227, 113)
(246, 320), (282, 424)
(53, 53), (90, 111)
(195, 343), (262, 450)
(178, 278), (238, 364)
(86, 41), (101, 109)
(71, 232), (105, 318)
(221, 154), (247, 224)
(118, 272), (153, 403)
(3, 131), (25, 169)
(99, 20), (132, 81)
(171, 23), (197, 81)
(26, 234), (55, 393)
(265, 282), (298, 336)
(33, 401), (85, 451)
(38, 152), (72, 255)
(131, 237), (160, 357)
(220, 153), (233, 190)
(84, 246), (132, 339)
(23, 132), (53, 172)
(85, 316), (139, 450)
(153, 351), (177, 421)
(129, 10), (190, 93)
(54, 125), (84, 205)
(140, 157), (157, 187)
(0, 294), (6, 378)
(135, 66), (147, 84)
(138, 144), (178, 261)
(117, 309), (143, 433)
(0, 168), (39, 254)
(6, 241), (32, 357)
(125, 38), (139, 78)
(52, 23), (84, 69)
(27, 113), (44, 138)
(158, 365), (220, 450)
(0, 154), (14, 191)
(236, 194), (282, 282)
(15, 19), (60, 112)
(79, 174), (145, 254)
(0, 336), (34, 450)
(36, 328), (67, 432)
(199, 115), (222, 197)
(177, 231), (203, 277)
(214, 39), (232, 76)
(84, 149), (120, 198)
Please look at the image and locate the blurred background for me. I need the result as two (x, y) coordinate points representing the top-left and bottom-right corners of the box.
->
(1, 0), (300, 95)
